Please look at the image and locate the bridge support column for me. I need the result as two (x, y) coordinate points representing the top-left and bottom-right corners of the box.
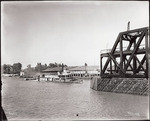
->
(145, 29), (149, 78)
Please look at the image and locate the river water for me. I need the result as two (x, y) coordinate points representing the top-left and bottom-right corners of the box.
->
(2, 77), (149, 120)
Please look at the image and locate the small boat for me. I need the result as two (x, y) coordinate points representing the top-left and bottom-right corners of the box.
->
(58, 78), (83, 84)
(24, 78), (36, 81)
(23, 77), (83, 84)
(66, 80), (83, 84)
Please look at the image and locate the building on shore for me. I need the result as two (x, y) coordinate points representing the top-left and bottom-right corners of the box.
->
(41, 67), (63, 78)
(20, 65), (100, 79)
(20, 66), (41, 78)
(68, 66), (100, 79)
(41, 66), (100, 79)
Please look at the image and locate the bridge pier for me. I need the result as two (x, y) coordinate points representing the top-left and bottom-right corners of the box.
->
(91, 77), (149, 96)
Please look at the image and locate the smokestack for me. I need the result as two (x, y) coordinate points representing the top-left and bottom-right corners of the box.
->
(127, 21), (130, 31)
(62, 63), (64, 72)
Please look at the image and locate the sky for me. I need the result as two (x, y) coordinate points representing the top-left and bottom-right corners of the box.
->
(1, 1), (149, 69)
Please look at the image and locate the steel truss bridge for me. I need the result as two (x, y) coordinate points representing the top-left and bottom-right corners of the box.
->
(100, 27), (149, 78)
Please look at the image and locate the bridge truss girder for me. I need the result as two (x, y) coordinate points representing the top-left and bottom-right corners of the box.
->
(100, 27), (149, 78)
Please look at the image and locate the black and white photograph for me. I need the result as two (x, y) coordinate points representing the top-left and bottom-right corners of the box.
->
(1, 1), (149, 120)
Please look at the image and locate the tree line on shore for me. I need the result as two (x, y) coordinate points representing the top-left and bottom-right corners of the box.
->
(2, 62), (67, 74)
(34, 62), (67, 72)
(3, 63), (22, 74)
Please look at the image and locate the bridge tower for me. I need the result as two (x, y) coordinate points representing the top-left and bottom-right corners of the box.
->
(100, 27), (149, 78)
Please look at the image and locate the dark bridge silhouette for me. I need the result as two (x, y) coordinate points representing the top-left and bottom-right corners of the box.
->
(100, 27), (149, 78)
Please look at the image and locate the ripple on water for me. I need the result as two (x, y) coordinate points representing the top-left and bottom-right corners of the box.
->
(2, 77), (149, 120)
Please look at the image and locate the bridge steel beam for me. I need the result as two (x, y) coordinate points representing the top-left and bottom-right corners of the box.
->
(100, 27), (149, 78)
